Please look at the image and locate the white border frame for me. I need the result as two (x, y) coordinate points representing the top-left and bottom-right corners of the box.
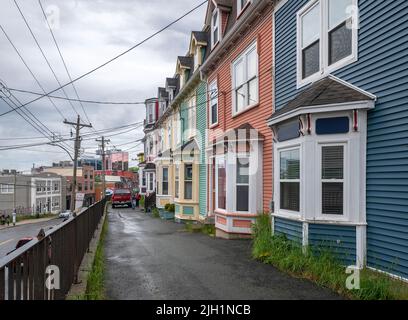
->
(296, 0), (359, 89)
(231, 41), (259, 117)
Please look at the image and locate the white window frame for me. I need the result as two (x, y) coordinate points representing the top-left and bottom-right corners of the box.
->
(187, 97), (196, 139)
(162, 167), (169, 196)
(167, 123), (172, 149)
(235, 154), (250, 213)
(184, 163), (193, 200)
(296, 0), (358, 88)
(231, 41), (259, 116)
(147, 102), (155, 124)
(211, 8), (220, 49)
(316, 141), (350, 221)
(148, 172), (154, 192)
(175, 164), (180, 199)
(215, 156), (227, 212)
(0, 184), (14, 194)
(277, 145), (302, 219)
(237, 0), (251, 16)
(209, 80), (218, 127)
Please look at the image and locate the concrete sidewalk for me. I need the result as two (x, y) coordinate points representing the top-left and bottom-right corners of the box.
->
(0, 216), (57, 231)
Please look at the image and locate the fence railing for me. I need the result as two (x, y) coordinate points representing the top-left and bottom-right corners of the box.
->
(0, 197), (108, 300)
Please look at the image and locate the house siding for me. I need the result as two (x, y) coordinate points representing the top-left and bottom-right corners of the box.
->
(274, 0), (408, 278)
(197, 81), (208, 217)
(274, 217), (302, 244)
(207, 6), (274, 213)
(309, 224), (357, 266)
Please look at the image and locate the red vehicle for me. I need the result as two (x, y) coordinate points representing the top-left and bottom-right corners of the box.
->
(111, 189), (132, 208)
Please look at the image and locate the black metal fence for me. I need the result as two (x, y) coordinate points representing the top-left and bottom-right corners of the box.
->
(0, 197), (108, 300)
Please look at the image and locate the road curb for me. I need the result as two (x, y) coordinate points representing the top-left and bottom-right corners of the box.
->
(65, 204), (109, 300)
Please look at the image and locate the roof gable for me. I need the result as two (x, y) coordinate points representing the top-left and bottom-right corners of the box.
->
(268, 76), (376, 123)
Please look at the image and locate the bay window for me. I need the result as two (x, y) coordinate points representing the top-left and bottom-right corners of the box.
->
(216, 157), (226, 210)
(209, 81), (218, 126)
(184, 164), (193, 200)
(297, 0), (357, 86)
(279, 149), (300, 212)
(232, 42), (258, 114)
(236, 156), (249, 212)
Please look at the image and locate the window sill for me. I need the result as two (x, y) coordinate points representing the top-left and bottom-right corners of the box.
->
(209, 122), (219, 129)
(232, 102), (259, 119)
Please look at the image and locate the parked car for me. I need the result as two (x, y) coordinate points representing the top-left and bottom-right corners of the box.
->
(111, 189), (132, 208)
(59, 210), (72, 219)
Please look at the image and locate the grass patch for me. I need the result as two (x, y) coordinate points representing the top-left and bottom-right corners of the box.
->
(16, 213), (56, 222)
(252, 214), (408, 300)
(185, 222), (216, 236)
(152, 207), (160, 218)
(82, 214), (108, 300)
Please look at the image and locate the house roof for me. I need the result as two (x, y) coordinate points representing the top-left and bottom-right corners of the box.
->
(166, 77), (178, 88)
(158, 87), (168, 99)
(192, 31), (208, 44)
(268, 76), (376, 123)
(144, 163), (156, 171)
(177, 56), (194, 69)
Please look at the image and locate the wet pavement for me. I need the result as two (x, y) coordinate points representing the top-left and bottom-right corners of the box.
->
(105, 207), (341, 300)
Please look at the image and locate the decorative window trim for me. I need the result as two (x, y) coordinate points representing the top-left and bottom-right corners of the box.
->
(231, 41), (259, 116)
(209, 80), (219, 127)
(211, 8), (220, 49)
(316, 141), (349, 221)
(296, 0), (359, 89)
(275, 144), (302, 219)
(235, 153), (250, 213)
(215, 155), (226, 211)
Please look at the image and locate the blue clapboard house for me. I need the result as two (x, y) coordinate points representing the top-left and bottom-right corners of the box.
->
(267, 0), (408, 280)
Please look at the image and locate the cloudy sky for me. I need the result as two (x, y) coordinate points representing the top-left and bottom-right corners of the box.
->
(0, 0), (207, 172)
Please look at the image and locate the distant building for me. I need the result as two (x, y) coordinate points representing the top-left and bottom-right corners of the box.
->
(106, 151), (129, 171)
(43, 165), (95, 209)
(0, 170), (66, 216)
(78, 157), (102, 170)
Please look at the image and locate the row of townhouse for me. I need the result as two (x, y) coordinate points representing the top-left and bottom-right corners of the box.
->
(139, 0), (408, 280)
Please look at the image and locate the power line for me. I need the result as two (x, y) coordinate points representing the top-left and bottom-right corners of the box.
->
(0, 0), (209, 118)
(0, 123), (144, 151)
(0, 24), (67, 119)
(38, 0), (93, 125)
(13, 0), (80, 119)
(0, 120), (143, 142)
(8, 87), (146, 105)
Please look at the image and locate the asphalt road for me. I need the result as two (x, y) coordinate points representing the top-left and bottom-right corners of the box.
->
(105, 208), (341, 300)
(0, 218), (63, 258)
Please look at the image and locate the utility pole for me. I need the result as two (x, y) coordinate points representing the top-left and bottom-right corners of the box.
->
(64, 115), (92, 212)
(13, 170), (17, 211)
(96, 136), (110, 199)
